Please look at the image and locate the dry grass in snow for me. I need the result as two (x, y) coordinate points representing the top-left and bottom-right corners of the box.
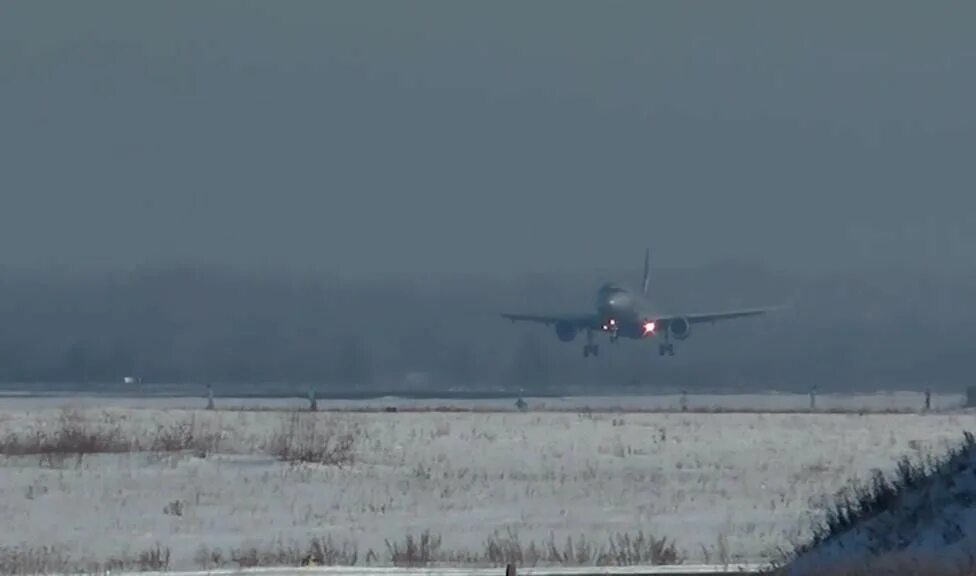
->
(0, 399), (969, 571)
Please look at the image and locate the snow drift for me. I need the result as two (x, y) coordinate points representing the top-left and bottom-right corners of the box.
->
(786, 431), (976, 575)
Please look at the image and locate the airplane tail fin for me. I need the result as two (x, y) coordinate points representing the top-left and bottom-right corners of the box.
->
(641, 248), (650, 295)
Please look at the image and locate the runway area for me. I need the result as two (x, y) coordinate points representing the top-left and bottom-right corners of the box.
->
(0, 388), (964, 413)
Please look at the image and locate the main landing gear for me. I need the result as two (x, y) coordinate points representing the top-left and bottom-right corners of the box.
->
(659, 343), (675, 356)
(583, 329), (599, 358)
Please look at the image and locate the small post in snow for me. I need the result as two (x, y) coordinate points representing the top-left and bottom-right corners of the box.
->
(309, 387), (318, 412)
(206, 384), (215, 411)
(809, 385), (817, 411)
(924, 387), (931, 412)
(505, 564), (516, 576)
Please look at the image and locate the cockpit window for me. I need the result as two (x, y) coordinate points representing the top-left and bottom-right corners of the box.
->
(598, 282), (625, 295)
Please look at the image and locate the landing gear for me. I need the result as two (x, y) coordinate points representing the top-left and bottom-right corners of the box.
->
(583, 329), (599, 358)
(658, 343), (675, 356)
(601, 319), (619, 344)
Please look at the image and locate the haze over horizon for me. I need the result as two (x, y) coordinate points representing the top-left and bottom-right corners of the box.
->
(2, 1), (974, 279)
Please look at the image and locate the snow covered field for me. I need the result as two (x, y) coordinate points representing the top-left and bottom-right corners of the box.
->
(0, 395), (972, 571)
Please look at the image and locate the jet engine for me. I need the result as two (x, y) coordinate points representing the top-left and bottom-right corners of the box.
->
(554, 321), (578, 342)
(669, 317), (692, 340)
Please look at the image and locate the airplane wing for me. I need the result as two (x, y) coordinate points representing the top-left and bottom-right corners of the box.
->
(656, 306), (787, 327)
(500, 312), (601, 329)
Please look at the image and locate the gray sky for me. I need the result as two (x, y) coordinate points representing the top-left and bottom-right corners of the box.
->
(2, 1), (974, 277)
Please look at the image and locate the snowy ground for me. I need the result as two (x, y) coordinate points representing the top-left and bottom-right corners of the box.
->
(0, 394), (972, 570)
(785, 432), (976, 575)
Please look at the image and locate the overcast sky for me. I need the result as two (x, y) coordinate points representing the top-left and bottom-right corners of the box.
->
(2, 1), (974, 278)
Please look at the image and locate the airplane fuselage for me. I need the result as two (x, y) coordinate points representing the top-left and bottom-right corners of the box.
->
(595, 283), (657, 340)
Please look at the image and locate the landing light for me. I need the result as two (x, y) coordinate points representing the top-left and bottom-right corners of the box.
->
(642, 321), (656, 335)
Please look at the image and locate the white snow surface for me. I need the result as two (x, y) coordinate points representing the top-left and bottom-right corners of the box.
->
(787, 434), (976, 575)
(0, 394), (971, 571)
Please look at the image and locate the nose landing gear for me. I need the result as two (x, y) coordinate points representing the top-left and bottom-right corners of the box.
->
(601, 318), (620, 344)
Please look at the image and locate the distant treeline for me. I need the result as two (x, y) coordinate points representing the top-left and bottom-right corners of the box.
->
(0, 262), (974, 392)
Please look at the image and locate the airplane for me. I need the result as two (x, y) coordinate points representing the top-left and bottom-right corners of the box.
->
(501, 249), (783, 358)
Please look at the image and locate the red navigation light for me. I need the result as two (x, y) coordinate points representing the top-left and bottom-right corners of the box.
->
(642, 321), (656, 335)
